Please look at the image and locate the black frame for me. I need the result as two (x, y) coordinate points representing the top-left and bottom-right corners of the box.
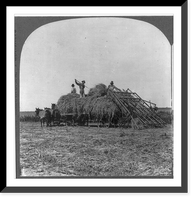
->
(4, 3), (188, 193)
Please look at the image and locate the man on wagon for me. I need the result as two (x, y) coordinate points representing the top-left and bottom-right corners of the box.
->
(107, 81), (121, 92)
(75, 79), (86, 97)
(71, 84), (76, 94)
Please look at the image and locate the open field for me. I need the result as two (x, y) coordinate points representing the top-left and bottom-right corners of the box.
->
(20, 122), (173, 177)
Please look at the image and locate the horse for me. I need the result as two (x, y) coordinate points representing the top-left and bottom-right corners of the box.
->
(50, 109), (61, 125)
(35, 108), (52, 127)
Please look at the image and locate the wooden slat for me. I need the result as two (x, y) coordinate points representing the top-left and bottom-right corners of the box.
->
(108, 91), (142, 128)
(112, 91), (148, 127)
(108, 90), (166, 128)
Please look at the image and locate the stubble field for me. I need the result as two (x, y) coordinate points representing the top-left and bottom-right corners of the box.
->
(20, 122), (173, 177)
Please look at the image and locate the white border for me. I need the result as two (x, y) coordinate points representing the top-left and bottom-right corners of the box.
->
(6, 6), (181, 187)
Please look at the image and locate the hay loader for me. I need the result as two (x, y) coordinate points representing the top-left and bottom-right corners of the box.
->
(107, 89), (166, 129)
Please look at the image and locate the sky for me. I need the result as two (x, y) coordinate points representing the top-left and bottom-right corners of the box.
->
(20, 17), (171, 111)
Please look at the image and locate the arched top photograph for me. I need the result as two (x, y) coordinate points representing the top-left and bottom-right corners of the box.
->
(17, 15), (174, 180)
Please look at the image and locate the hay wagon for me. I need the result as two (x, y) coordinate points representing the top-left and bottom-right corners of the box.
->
(56, 84), (166, 129)
(60, 113), (77, 126)
(60, 113), (89, 126)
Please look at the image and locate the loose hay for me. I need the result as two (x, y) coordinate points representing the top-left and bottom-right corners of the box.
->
(57, 84), (121, 120)
(57, 93), (80, 115)
(88, 83), (107, 97)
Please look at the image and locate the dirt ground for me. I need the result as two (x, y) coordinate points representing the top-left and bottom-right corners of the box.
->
(20, 122), (173, 177)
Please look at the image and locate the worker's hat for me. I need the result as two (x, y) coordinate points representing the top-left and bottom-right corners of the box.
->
(110, 81), (114, 84)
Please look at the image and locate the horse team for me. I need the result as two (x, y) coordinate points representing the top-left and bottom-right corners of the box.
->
(35, 108), (61, 127)
(35, 107), (89, 127)
(35, 107), (118, 128)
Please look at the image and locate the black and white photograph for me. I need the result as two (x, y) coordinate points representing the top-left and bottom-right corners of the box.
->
(18, 15), (173, 178)
(5, 5), (188, 193)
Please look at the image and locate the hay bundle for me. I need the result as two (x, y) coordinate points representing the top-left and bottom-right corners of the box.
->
(57, 93), (79, 115)
(88, 83), (107, 97)
(89, 96), (120, 119)
(57, 93), (88, 115)
(57, 84), (121, 119)
(72, 97), (87, 115)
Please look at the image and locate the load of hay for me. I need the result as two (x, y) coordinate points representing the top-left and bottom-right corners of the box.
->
(87, 83), (107, 97)
(56, 84), (121, 120)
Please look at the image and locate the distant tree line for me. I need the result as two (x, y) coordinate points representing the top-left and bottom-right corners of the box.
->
(20, 115), (40, 122)
(157, 111), (173, 124)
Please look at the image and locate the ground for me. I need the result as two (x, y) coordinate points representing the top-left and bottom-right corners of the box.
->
(20, 122), (173, 177)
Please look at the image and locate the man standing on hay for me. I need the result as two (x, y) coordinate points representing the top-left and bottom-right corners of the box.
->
(107, 81), (121, 92)
(75, 79), (86, 97)
(71, 84), (76, 94)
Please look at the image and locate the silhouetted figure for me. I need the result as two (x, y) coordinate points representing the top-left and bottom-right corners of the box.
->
(75, 79), (85, 97)
(107, 81), (121, 92)
(71, 84), (76, 94)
